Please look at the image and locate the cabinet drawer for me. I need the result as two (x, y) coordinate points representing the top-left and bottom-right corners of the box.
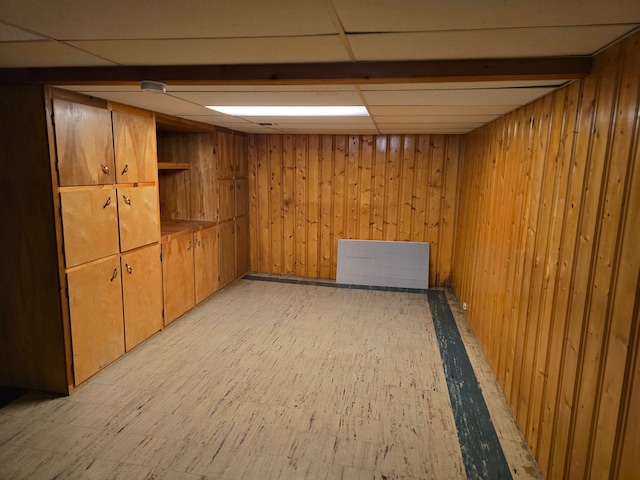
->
(60, 189), (120, 268)
(113, 110), (158, 184)
(67, 256), (125, 385)
(53, 99), (115, 187)
(121, 245), (163, 351)
(118, 186), (160, 252)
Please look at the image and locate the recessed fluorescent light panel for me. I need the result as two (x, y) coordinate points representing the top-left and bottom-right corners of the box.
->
(206, 106), (369, 116)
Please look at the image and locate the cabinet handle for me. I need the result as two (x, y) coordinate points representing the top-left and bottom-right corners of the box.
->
(100, 163), (110, 175)
(122, 195), (131, 205)
(110, 268), (118, 282)
(103, 196), (111, 208)
(125, 263), (133, 275)
(121, 164), (129, 175)
(196, 238), (201, 247)
(187, 240), (192, 251)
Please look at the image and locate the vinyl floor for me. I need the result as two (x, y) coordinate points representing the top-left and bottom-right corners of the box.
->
(0, 276), (541, 479)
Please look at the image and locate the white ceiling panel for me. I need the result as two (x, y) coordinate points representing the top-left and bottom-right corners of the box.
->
(65, 90), (212, 116)
(379, 127), (473, 134)
(360, 80), (571, 91)
(0, 0), (337, 39)
(376, 122), (483, 129)
(368, 105), (519, 116)
(333, 0), (640, 32)
(0, 23), (45, 41)
(374, 115), (499, 124)
(4, 1), (639, 134)
(235, 116), (375, 125)
(349, 25), (636, 61)
(69, 36), (349, 66)
(269, 124), (380, 133)
(364, 88), (554, 106)
(0, 41), (115, 67)
(170, 85), (357, 93)
(172, 90), (362, 106)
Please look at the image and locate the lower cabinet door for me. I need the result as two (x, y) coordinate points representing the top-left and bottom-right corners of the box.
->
(218, 220), (236, 289)
(67, 255), (125, 385)
(121, 245), (163, 351)
(162, 232), (195, 325)
(194, 225), (218, 304)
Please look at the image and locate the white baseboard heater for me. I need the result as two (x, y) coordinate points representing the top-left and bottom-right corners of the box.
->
(336, 240), (430, 289)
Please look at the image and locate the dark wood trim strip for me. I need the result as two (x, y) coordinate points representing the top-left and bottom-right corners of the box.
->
(0, 57), (591, 85)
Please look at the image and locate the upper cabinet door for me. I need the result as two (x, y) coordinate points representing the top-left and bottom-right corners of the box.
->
(217, 131), (234, 179)
(53, 99), (115, 187)
(118, 186), (160, 252)
(233, 134), (248, 178)
(112, 110), (158, 184)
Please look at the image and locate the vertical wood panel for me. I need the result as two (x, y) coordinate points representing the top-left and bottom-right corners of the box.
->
(249, 133), (461, 285)
(452, 31), (640, 480)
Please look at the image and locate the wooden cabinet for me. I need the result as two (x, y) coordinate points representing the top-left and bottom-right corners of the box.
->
(162, 231), (195, 325)
(121, 245), (163, 351)
(67, 256), (125, 385)
(194, 225), (218, 304)
(53, 99), (115, 187)
(0, 86), (164, 394)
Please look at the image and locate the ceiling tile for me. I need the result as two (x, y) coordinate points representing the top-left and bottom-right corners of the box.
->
(368, 105), (518, 116)
(60, 89), (212, 116)
(69, 36), (349, 66)
(238, 116), (375, 125)
(0, 22), (45, 41)
(373, 115), (499, 124)
(348, 25), (636, 61)
(172, 90), (362, 106)
(0, 41), (116, 67)
(379, 127), (473, 134)
(0, 0), (337, 39)
(364, 88), (554, 106)
(333, 0), (640, 32)
(360, 80), (571, 91)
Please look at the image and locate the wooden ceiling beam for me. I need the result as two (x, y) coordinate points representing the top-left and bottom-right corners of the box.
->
(0, 57), (591, 85)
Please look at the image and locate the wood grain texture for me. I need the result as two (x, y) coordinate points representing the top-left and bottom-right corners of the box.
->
(452, 31), (640, 480)
(121, 244), (163, 352)
(67, 255), (125, 385)
(219, 220), (236, 289)
(194, 225), (219, 304)
(117, 186), (160, 252)
(157, 132), (217, 222)
(53, 99), (115, 186)
(236, 215), (251, 278)
(60, 188), (120, 268)
(0, 85), (69, 393)
(248, 134), (462, 285)
(112, 110), (158, 184)
(162, 231), (195, 325)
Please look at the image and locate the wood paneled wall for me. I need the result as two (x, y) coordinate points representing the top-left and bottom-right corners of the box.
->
(248, 134), (462, 286)
(453, 31), (640, 479)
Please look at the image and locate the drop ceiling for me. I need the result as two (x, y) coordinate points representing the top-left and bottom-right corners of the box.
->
(0, 0), (638, 134)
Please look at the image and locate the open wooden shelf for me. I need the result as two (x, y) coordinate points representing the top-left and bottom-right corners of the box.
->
(158, 162), (190, 170)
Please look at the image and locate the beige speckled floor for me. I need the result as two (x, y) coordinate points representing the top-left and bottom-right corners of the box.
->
(0, 277), (540, 479)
